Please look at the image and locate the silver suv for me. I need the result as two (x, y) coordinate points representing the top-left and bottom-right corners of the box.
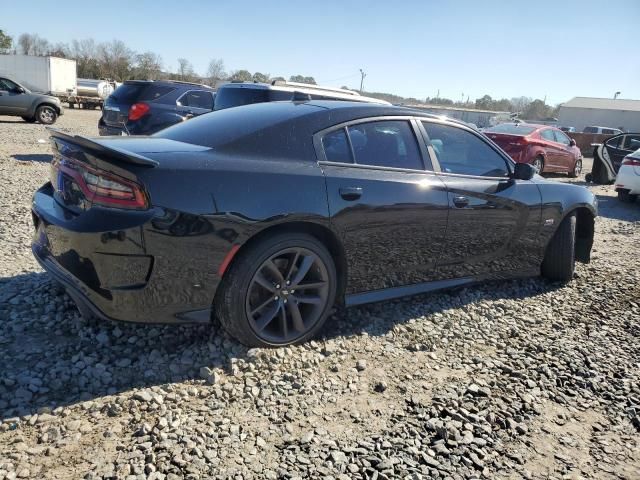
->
(0, 76), (63, 124)
(214, 80), (390, 110)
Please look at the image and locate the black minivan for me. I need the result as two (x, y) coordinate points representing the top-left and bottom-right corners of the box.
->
(98, 80), (215, 136)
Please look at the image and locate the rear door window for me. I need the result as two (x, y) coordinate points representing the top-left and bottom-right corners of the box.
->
(178, 91), (214, 110)
(322, 128), (353, 163)
(583, 127), (598, 133)
(346, 120), (424, 170)
(541, 129), (557, 142)
(422, 122), (510, 177)
(623, 135), (640, 151)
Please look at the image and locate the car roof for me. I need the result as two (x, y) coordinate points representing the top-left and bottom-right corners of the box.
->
(218, 81), (390, 105)
(123, 79), (213, 89)
(297, 100), (471, 125)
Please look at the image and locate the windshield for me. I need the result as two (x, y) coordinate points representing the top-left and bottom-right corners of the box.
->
(485, 124), (537, 135)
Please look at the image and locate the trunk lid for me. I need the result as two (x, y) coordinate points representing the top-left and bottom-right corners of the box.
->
(486, 132), (529, 160)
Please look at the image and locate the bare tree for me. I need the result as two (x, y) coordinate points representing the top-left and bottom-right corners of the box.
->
(68, 39), (100, 78)
(135, 52), (163, 80)
(177, 58), (194, 81)
(206, 58), (226, 86)
(17, 33), (50, 56)
(252, 72), (269, 83)
(228, 70), (252, 82)
(98, 40), (134, 81)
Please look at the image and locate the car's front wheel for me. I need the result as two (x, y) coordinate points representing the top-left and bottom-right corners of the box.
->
(569, 158), (582, 178)
(36, 105), (58, 125)
(215, 232), (337, 347)
(541, 213), (576, 283)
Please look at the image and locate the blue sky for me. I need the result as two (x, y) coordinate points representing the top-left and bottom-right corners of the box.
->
(3, 0), (638, 105)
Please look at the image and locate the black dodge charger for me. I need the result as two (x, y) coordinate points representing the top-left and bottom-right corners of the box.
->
(32, 101), (597, 347)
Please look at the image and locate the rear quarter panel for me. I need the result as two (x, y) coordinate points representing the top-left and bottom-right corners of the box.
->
(129, 152), (332, 314)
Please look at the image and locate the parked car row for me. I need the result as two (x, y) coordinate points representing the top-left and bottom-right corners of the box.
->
(98, 79), (390, 136)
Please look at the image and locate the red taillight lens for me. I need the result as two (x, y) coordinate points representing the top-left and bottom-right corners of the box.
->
(128, 102), (150, 121)
(622, 157), (640, 167)
(53, 157), (148, 209)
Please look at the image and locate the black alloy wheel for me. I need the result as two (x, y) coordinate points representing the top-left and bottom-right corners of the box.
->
(246, 247), (330, 344)
(215, 232), (337, 347)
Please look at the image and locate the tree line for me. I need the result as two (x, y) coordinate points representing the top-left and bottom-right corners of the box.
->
(0, 31), (318, 87)
(0, 29), (558, 119)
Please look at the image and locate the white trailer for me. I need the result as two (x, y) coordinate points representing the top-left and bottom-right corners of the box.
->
(0, 54), (76, 96)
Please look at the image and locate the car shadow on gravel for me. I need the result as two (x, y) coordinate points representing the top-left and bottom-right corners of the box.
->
(595, 194), (640, 222)
(0, 269), (565, 421)
(11, 153), (53, 163)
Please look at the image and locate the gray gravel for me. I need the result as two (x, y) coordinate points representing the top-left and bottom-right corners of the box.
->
(1, 110), (639, 480)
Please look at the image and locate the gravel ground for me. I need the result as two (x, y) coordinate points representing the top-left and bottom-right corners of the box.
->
(0, 109), (639, 480)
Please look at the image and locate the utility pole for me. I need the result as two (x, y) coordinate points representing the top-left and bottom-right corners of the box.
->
(614, 91), (621, 99)
(359, 69), (366, 93)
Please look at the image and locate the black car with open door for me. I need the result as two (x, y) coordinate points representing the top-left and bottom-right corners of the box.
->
(33, 100), (597, 347)
(588, 132), (640, 184)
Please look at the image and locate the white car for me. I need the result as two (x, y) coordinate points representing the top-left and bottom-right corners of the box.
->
(615, 148), (640, 203)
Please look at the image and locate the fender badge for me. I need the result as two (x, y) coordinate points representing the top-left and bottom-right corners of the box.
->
(544, 219), (554, 226)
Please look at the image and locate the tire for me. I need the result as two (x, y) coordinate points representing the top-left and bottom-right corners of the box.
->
(36, 105), (58, 125)
(532, 156), (544, 174)
(617, 189), (637, 203)
(541, 213), (576, 283)
(569, 158), (582, 178)
(21, 116), (37, 123)
(215, 232), (337, 347)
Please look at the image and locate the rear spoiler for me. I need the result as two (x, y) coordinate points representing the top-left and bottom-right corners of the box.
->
(47, 128), (159, 167)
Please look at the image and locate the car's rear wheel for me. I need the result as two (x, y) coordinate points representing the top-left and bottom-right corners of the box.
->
(21, 116), (37, 123)
(541, 213), (576, 283)
(569, 158), (582, 178)
(533, 156), (544, 174)
(617, 189), (637, 203)
(36, 105), (58, 125)
(215, 233), (337, 347)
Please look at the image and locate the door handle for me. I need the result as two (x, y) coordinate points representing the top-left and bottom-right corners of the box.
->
(339, 186), (363, 201)
(453, 195), (469, 208)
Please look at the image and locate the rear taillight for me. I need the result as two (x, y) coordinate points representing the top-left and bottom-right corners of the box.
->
(52, 157), (148, 210)
(128, 102), (150, 121)
(622, 157), (640, 167)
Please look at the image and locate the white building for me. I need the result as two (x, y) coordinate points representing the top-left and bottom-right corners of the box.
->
(557, 97), (640, 132)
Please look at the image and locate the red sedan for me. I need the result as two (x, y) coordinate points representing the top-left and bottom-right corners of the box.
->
(484, 123), (583, 177)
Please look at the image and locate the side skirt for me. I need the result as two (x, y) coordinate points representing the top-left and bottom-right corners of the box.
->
(344, 269), (539, 307)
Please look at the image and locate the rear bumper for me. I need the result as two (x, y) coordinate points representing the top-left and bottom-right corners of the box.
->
(615, 166), (640, 194)
(98, 117), (127, 136)
(31, 184), (219, 324)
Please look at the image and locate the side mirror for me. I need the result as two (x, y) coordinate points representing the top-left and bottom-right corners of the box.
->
(569, 139), (576, 147)
(513, 163), (536, 181)
(15, 86), (25, 94)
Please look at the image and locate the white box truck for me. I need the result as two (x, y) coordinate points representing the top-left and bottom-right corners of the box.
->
(0, 54), (77, 96)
